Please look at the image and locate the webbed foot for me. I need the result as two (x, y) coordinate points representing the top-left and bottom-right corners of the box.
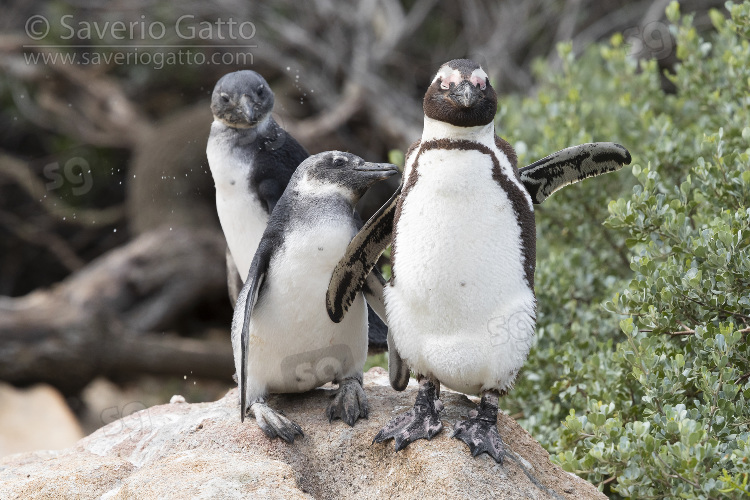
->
(250, 398), (304, 443)
(452, 390), (505, 463)
(373, 377), (443, 451)
(326, 374), (369, 426)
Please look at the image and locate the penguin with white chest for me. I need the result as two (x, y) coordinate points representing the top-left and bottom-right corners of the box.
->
(326, 59), (631, 462)
(207, 70), (389, 351)
(207, 70), (308, 303)
(233, 151), (398, 442)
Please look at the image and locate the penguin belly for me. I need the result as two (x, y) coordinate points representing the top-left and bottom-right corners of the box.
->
(243, 223), (368, 400)
(207, 134), (269, 281)
(385, 148), (536, 395)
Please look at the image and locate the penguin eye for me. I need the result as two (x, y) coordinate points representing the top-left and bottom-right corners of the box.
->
(470, 75), (487, 90)
(220, 93), (230, 103)
(333, 157), (346, 167)
(257, 86), (264, 96)
(439, 72), (462, 90)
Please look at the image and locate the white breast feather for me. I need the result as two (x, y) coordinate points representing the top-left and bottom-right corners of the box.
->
(234, 221), (368, 403)
(387, 122), (535, 395)
(207, 121), (269, 281)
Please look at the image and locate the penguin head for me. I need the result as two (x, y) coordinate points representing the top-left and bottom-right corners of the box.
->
(296, 151), (399, 203)
(211, 70), (274, 128)
(423, 59), (497, 127)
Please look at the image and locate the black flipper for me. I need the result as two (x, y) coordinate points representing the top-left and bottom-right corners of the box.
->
(256, 178), (283, 215)
(363, 268), (388, 352)
(251, 122), (309, 216)
(519, 142), (631, 204)
(226, 247), (242, 309)
(366, 306), (388, 353)
(327, 185), (401, 323)
(387, 329), (410, 391)
(232, 242), (272, 422)
(360, 267), (409, 387)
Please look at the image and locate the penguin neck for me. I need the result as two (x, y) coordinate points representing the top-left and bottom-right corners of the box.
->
(211, 114), (275, 136)
(421, 115), (495, 145)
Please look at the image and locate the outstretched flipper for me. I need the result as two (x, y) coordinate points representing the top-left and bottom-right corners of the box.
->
(373, 376), (443, 451)
(250, 398), (304, 443)
(327, 185), (401, 323)
(452, 390), (505, 463)
(519, 142), (631, 204)
(326, 374), (369, 426)
(232, 241), (273, 422)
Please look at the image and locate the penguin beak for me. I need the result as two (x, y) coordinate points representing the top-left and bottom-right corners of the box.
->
(239, 95), (255, 124)
(452, 80), (480, 108)
(354, 162), (400, 180)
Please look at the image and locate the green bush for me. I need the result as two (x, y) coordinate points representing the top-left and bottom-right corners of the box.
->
(495, 2), (750, 497)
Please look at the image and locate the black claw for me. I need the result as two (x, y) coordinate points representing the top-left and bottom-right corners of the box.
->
(373, 379), (444, 451)
(327, 377), (368, 427)
(452, 393), (505, 463)
(252, 402), (304, 444)
(257, 421), (277, 440)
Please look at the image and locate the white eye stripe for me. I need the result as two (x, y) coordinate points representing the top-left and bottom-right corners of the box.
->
(471, 67), (488, 80)
(432, 67), (461, 84)
(433, 66), (489, 90)
(471, 68), (488, 89)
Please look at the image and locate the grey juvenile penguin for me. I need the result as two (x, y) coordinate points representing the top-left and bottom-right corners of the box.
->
(207, 70), (307, 302)
(206, 70), (388, 350)
(327, 59), (631, 462)
(233, 151), (398, 442)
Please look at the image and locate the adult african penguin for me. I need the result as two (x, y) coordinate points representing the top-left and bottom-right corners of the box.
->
(326, 59), (631, 462)
(233, 151), (397, 442)
(206, 70), (388, 351)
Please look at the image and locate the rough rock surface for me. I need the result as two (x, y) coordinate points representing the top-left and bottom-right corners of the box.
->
(0, 382), (84, 458)
(0, 368), (604, 499)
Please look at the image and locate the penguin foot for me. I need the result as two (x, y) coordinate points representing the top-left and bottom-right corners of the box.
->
(250, 400), (304, 443)
(326, 375), (369, 426)
(373, 377), (443, 451)
(452, 391), (504, 463)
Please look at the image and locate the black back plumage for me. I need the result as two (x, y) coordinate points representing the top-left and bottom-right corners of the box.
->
(211, 70), (388, 350)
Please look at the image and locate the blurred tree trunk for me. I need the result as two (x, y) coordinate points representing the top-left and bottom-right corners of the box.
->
(0, 227), (233, 395)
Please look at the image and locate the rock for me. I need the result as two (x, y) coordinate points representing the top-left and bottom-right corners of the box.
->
(0, 368), (604, 499)
(0, 382), (84, 458)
